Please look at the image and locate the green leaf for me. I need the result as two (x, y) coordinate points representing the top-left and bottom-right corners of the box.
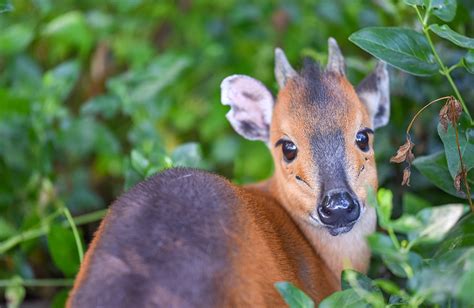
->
(410, 204), (465, 245)
(373, 279), (402, 296)
(403, 193), (432, 215)
(47, 223), (82, 277)
(0, 24), (34, 56)
(377, 188), (393, 227)
(130, 150), (150, 176)
(349, 27), (438, 76)
(42, 11), (93, 55)
(0, 1), (13, 13)
(274, 282), (315, 308)
(404, 0), (424, 5)
(51, 289), (70, 308)
(437, 213), (474, 253)
(341, 270), (384, 305)
(0, 217), (16, 240)
(319, 289), (368, 308)
(171, 142), (203, 168)
(429, 24), (474, 49)
(410, 248), (474, 304)
(463, 50), (474, 74)
(391, 214), (423, 234)
(438, 115), (474, 180)
(413, 151), (473, 198)
(430, 0), (457, 22)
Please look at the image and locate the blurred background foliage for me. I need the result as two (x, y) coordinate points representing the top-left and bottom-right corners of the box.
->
(0, 0), (473, 306)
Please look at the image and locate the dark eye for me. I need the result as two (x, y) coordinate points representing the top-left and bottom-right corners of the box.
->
(282, 141), (298, 162)
(356, 131), (369, 152)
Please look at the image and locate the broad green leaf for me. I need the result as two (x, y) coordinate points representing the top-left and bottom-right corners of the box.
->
(438, 115), (474, 180)
(171, 142), (203, 168)
(319, 289), (368, 308)
(413, 151), (473, 198)
(349, 27), (438, 76)
(437, 213), (474, 254)
(373, 279), (402, 296)
(409, 248), (474, 304)
(274, 282), (314, 308)
(42, 11), (93, 55)
(43, 60), (81, 101)
(391, 214), (423, 234)
(403, 193), (431, 214)
(463, 50), (474, 74)
(47, 223), (82, 277)
(0, 24), (34, 56)
(429, 24), (474, 49)
(410, 204), (465, 245)
(51, 289), (69, 308)
(430, 0), (457, 22)
(404, 0), (424, 5)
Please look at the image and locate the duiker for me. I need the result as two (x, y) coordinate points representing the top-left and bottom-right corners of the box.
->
(68, 38), (390, 307)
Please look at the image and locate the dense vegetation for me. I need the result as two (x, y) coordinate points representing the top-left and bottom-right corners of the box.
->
(0, 0), (473, 307)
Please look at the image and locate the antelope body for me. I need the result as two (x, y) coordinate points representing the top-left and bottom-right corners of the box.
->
(68, 39), (390, 307)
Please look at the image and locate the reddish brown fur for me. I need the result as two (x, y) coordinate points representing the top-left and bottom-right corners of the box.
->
(69, 60), (381, 306)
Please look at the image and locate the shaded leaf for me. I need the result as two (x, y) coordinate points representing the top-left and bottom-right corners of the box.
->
(404, 0), (424, 5)
(47, 223), (82, 277)
(429, 24), (474, 49)
(414, 151), (474, 198)
(462, 50), (474, 74)
(171, 142), (203, 168)
(350, 27), (438, 76)
(274, 282), (314, 308)
(430, 0), (457, 22)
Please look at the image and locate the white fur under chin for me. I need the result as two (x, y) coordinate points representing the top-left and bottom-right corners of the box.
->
(302, 206), (376, 281)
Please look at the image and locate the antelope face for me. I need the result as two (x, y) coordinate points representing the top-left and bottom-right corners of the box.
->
(221, 39), (390, 236)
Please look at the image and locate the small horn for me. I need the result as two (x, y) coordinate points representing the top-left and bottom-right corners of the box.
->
(327, 38), (345, 76)
(275, 48), (297, 88)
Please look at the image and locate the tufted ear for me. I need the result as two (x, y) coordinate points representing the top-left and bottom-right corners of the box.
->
(221, 75), (274, 142)
(356, 61), (390, 129)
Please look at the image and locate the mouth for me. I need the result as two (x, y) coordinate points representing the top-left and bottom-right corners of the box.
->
(326, 223), (355, 236)
(309, 214), (357, 236)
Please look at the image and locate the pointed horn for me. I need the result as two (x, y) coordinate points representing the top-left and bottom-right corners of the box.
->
(327, 37), (345, 76)
(274, 48), (297, 88)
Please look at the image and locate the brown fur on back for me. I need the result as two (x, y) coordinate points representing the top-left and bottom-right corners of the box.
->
(68, 168), (338, 307)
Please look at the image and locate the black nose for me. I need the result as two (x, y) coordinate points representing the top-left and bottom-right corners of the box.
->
(317, 190), (360, 227)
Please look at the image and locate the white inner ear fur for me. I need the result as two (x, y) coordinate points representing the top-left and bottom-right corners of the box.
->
(221, 75), (274, 142)
(357, 62), (390, 129)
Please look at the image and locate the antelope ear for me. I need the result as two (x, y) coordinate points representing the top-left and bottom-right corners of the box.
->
(356, 61), (390, 129)
(221, 75), (274, 142)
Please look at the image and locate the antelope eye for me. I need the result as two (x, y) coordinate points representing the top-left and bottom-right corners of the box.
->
(356, 131), (369, 152)
(282, 141), (298, 162)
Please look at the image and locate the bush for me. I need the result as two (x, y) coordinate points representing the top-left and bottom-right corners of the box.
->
(0, 0), (473, 307)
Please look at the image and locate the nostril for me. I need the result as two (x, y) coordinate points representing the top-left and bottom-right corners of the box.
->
(321, 206), (332, 217)
(347, 202), (355, 213)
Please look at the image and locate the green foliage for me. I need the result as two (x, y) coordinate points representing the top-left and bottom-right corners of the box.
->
(1, 0), (474, 306)
(275, 282), (315, 308)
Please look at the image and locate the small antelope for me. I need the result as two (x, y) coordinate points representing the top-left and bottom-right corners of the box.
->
(68, 38), (390, 307)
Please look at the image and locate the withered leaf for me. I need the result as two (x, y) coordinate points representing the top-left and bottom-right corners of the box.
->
(439, 97), (462, 131)
(454, 172), (462, 192)
(402, 167), (411, 186)
(390, 136), (415, 164)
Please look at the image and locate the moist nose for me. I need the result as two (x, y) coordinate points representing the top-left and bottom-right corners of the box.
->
(317, 190), (360, 226)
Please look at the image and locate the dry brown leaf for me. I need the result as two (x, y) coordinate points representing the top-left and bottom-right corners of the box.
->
(402, 167), (411, 186)
(454, 172), (462, 192)
(439, 97), (462, 131)
(390, 136), (415, 164)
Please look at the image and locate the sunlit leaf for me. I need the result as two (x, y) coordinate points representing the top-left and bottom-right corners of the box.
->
(0, 24), (33, 55)
(349, 27), (438, 76)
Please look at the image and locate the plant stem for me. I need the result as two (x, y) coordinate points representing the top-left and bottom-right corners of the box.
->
(388, 227), (401, 250)
(413, 6), (473, 123)
(61, 205), (84, 263)
(0, 209), (106, 255)
(406, 96), (452, 134)
(0, 278), (74, 288)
